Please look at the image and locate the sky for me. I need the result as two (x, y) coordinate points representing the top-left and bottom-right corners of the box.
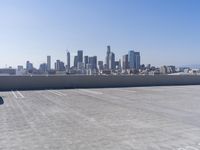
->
(0, 0), (200, 68)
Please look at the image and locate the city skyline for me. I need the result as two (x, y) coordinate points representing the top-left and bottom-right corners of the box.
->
(0, 44), (199, 69)
(24, 45), (141, 71)
(0, 0), (200, 68)
(2, 46), (142, 69)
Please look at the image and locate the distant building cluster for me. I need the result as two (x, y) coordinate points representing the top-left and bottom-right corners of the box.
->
(18, 45), (143, 75)
(0, 45), (199, 76)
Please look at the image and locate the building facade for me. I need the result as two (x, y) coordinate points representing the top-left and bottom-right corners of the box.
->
(67, 51), (70, 70)
(109, 52), (115, 70)
(47, 56), (51, 71)
(128, 50), (141, 70)
(122, 54), (129, 70)
(134, 52), (140, 70)
(77, 50), (83, 63)
(105, 45), (111, 70)
(55, 60), (65, 71)
(84, 56), (89, 69)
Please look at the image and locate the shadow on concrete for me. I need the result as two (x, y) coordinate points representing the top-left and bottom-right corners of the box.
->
(0, 97), (4, 105)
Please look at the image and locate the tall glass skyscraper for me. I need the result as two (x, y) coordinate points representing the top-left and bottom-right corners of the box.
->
(47, 56), (51, 71)
(89, 56), (97, 70)
(128, 50), (135, 69)
(67, 51), (70, 70)
(77, 50), (83, 63)
(109, 52), (115, 70)
(128, 50), (140, 70)
(122, 54), (129, 70)
(84, 56), (89, 68)
(74, 56), (78, 68)
(106, 45), (111, 70)
(134, 52), (140, 70)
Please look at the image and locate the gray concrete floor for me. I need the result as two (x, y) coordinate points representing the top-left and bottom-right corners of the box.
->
(1, 86), (200, 150)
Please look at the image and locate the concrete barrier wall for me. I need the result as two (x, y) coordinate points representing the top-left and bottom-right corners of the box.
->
(0, 75), (200, 91)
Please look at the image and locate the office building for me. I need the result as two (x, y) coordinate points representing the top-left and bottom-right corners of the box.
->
(26, 61), (33, 72)
(84, 56), (89, 68)
(77, 62), (85, 74)
(17, 65), (24, 71)
(128, 50), (141, 70)
(16, 66), (25, 75)
(160, 66), (168, 74)
(122, 54), (129, 70)
(77, 50), (83, 63)
(74, 56), (78, 68)
(67, 51), (70, 70)
(39, 63), (47, 73)
(105, 45), (111, 69)
(118, 59), (122, 70)
(98, 61), (104, 71)
(47, 56), (51, 71)
(128, 50), (135, 69)
(55, 60), (65, 71)
(109, 52), (115, 70)
(89, 56), (97, 70)
(134, 52), (140, 70)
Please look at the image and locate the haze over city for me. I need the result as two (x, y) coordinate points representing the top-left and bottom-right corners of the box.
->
(0, 0), (200, 68)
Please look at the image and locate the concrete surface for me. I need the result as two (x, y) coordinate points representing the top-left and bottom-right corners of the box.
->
(1, 86), (200, 150)
(1, 75), (200, 90)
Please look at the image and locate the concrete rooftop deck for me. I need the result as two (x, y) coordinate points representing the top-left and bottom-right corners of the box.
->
(0, 86), (200, 150)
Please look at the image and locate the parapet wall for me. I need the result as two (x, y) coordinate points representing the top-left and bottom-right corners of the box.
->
(0, 75), (200, 91)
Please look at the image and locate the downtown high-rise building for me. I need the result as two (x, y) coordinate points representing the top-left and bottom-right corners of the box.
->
(74, 56), (78, 68)
(128, 50), (135, 69)
(98, 61), (104, 71)
(109, 52), (115, 70)
(122, 54), (129, 70)
(47, 56), (51, 71)
(134, 52), (140, 70)
(26, 61), (33, 71)
(118, 59), (122, 70)
(77, 50), (83, 63)
(84, 56), (89, 68)
(89, 56), (97, 70)
(66, 51), (70, 70)
(128, 50), (141, 70)
(39, 63), (47, 73)
(55, 60), (65, 71)
(105, 45), (111, 70)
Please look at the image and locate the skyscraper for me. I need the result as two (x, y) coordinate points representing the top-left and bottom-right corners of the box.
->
(55, 60), (65, 71)
(26, 61), (33, 72)
(77, 50), (83, 63)
(67, 51), (70, 70)
(105, 45), (111, 69)
(118, 59), (122, 70)
(122, 54), (129, 70)
(84, 56), (89, 68)
(98, 61), (104, 71)
(55, 60), (60, 71)
(128, 50), (135, 69)
(128, 50), (141, 70)
(89, 56), (97, 70)
(74, 56), (78, 68)
(109, 52), (115, 70)
(134, 52), (140, 70)
(47, 56), (51, 71)
(39, 63), (47, 73)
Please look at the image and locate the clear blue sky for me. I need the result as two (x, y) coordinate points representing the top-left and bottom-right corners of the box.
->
(0, 0), (200, 68)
